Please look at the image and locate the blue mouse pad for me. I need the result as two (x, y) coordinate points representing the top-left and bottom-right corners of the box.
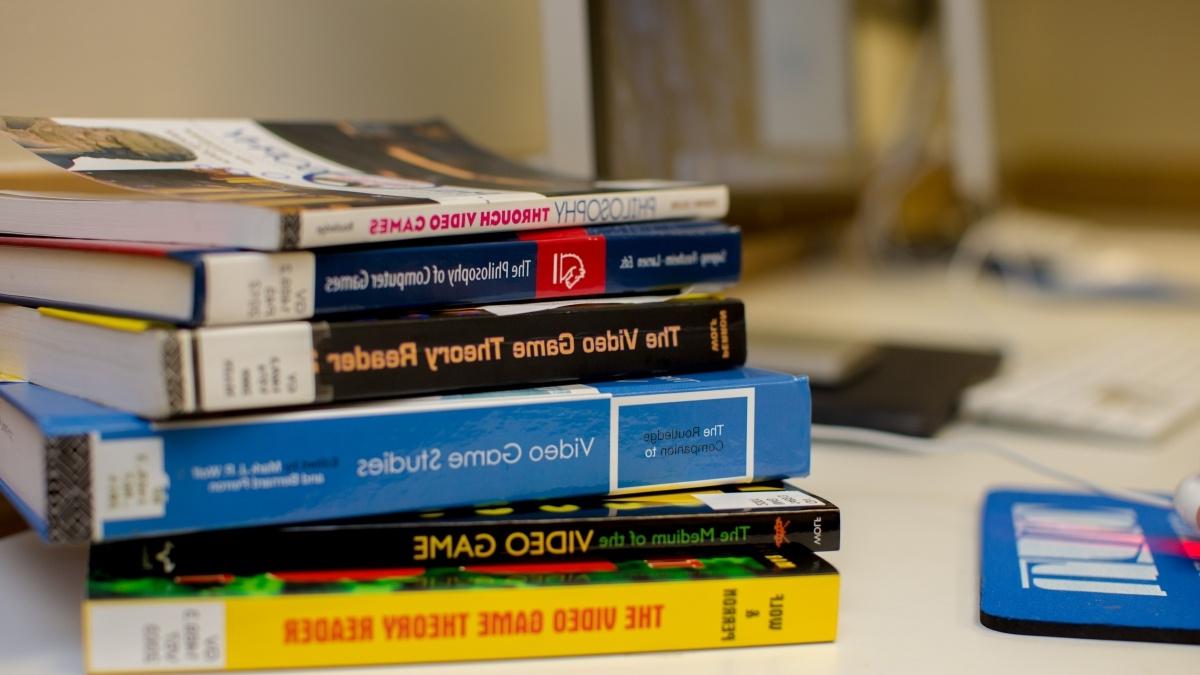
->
(980, 488), (1200, 644)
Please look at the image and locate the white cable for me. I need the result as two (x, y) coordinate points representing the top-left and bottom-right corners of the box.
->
(811, 424), (956, 455)
(811, 424), (1174, 510)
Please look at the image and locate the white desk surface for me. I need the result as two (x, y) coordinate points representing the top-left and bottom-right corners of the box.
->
(3, 260), (1199, 674)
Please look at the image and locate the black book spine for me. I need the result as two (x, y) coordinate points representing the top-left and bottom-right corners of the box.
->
(89, 506), (840, 579)
(311, 298), (746, 402)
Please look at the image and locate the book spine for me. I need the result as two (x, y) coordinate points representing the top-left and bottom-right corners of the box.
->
(294, 185), (730, 248)
(189, 299), (746, 413)
(190, 322), (317, 413)
(308, 223), (741, 317)
(198, 252), (316, 325)
(83, 568), (838, 671)
(90, 506), (840, 577)
(312, 298), (745, 404)
(92, 369), (808, 540)
(190, 224), (738, 325)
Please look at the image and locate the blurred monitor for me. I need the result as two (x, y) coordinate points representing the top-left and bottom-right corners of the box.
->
(589, 0), (862, 230)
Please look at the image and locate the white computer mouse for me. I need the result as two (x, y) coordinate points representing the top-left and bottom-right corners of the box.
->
(1174, 473), (1200, 532)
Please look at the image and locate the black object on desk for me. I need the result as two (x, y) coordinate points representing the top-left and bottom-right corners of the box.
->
(809, 343), (1002, 437)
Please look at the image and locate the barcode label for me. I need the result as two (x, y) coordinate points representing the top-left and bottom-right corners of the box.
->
(86, 602), (226, 672)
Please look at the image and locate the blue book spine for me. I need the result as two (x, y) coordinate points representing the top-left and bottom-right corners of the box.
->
(181, 221), (739, 325)
(307, 221), (740, 313)
(0, 368), (808, 542)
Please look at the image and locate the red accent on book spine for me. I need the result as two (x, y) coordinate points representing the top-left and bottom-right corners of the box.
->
(271, 568), (426, 583)
(462, 560), (617, 575)
(0, 235), (189, 256)
(532, 232), (606, 298)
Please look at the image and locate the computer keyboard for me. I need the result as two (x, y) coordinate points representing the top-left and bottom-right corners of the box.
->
(962, 333), (1200, 441)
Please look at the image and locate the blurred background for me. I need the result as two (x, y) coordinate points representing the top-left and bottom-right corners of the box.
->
(1, 2), (1199, 319)
(3, 9), (1198, 675)
(5, 0), (1200, 263)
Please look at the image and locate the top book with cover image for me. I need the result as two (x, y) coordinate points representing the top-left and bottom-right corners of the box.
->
(0, 117), (728, 250)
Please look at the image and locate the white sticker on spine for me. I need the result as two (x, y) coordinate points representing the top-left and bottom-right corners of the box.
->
(202, 252), (315, 324)
(87, 602), (226, 672)
(92, 437), (169, 535)
(696, 489), (824, 511)
(194, 323), (316, 411)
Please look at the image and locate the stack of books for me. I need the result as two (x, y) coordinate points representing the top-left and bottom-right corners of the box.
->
(0, 117), (840, 672)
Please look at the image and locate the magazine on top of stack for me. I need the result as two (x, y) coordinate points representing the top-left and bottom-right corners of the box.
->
(0, 116), (728, 250)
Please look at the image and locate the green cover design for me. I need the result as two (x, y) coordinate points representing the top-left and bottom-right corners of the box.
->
(89, 555), (773, 599)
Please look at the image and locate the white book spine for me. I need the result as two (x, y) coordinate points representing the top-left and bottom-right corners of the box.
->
(200, 252), (316, 325)
(191, 323), (316, 412)
(296, 185), (730, 248)
(85, 601), (227, 673)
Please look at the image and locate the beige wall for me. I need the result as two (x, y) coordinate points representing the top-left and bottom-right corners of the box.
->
(0, 0), (547, 168)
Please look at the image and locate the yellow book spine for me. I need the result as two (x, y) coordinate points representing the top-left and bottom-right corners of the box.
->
(84, 574), (838, 672)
